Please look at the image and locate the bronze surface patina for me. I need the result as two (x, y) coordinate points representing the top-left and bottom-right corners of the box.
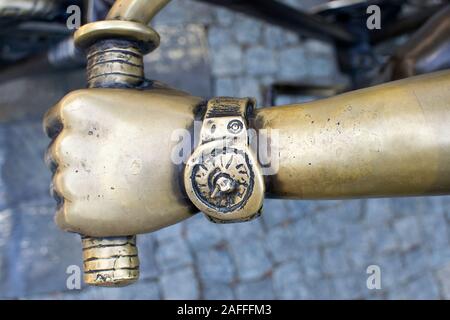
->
(253, 71), (450, 199)
(45, 70), (450, 286)
(49, 0), (173, 287)
(184, 97), (264, 223)
(82, 236), (139, 286)
(106, 0), (171, 24)
(43, 0), (450, 287)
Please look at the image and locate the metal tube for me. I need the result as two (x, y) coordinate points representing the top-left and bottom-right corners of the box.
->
(106, 0), (171, 24)
(253, 70), (450, 199)
(78, 38), (148, 287)
(73, 1), (167, 287)
(370, 4), (445, 44)
(390, 5), (450, 80)
(196, 0), (355, 44)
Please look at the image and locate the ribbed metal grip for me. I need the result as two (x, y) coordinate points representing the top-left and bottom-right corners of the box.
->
(82, 236), (139, 286)
(86, 39), (145, 89)
(81, 38), (146, 287)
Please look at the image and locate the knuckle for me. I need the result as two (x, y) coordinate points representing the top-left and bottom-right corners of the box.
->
(44, 130), (72, 173)
(46, 137), (69, 211)
(50, 171), (65, 212)
(50, 180), (64, 208)
(45, 89), (96, 233)
(54, 205), (76, 233)
(59, 89), (93, 116)
(51, 155), (86, 204)
(43, 103), (63, 139)
(45, 139), (58, 174)
(43, 89), (92, 139)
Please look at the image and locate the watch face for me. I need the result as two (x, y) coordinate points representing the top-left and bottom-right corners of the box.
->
(190, 147), (255, 214)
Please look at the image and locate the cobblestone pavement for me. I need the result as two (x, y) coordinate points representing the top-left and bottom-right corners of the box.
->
(1, 0), (450, 299)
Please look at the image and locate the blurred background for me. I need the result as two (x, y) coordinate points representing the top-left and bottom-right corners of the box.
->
(0, 0), (450, 299)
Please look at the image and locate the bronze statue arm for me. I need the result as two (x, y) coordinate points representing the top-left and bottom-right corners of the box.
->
(44, 69), (450, 248)
(255, 71), (450, 199)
